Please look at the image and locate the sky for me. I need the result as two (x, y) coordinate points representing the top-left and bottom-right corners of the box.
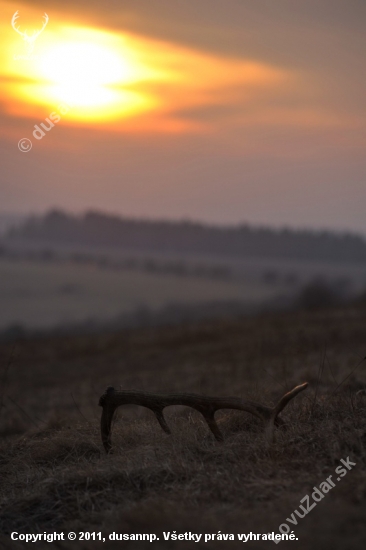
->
(0, 0), (365, 232)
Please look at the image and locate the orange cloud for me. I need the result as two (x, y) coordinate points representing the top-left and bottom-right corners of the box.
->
(0, 0), (288, 134)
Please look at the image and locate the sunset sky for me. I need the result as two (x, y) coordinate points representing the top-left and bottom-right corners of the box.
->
(1, 0), (365, 232)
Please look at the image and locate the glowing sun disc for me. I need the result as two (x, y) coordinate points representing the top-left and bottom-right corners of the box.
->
(38, 41), (132, 109)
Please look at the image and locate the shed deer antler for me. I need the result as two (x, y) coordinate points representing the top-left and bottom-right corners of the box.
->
(11, 11), (49, 56)
(99, 383), (308, 453)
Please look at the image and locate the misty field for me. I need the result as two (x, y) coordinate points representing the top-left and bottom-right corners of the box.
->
(0, 304), (366, 548)
(0, 258), (284, 331)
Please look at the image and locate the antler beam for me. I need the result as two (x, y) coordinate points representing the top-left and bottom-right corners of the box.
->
(98, 383), (308, 453)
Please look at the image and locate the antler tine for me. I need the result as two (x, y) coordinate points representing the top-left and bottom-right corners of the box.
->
(11, 11), (24, 36)
(263, 382), (309, 444)
(11, 10), (19, 24)
(99, 384), (308, 453)
(274, 382), (309, 417)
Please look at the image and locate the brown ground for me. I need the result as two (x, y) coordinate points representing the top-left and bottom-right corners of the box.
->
(0, 305), (366, 549)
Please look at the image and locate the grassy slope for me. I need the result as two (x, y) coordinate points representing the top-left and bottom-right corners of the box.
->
(0, 306), (366, 548)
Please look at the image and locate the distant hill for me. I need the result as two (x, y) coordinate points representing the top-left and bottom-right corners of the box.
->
(0, 213), (26, 236)
(6, 209), (366, 263)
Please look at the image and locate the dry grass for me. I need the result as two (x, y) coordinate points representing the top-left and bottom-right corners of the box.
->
(1, 306), (366, 548)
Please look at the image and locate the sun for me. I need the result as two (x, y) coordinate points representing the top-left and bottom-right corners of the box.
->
(39, 41), (129, 108)
(31, 28), (160, 121)
(3, 24), (161, 123)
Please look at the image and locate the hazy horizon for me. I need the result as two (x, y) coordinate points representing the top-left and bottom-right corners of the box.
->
(2, 208), (366, 238)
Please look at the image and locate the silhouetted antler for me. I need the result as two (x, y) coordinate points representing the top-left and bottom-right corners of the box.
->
(99, 383), (308, 453)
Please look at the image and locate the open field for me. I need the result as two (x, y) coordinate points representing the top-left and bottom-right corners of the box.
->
(1, 249), (366, 332)
(5, 237), (366, 289)
(0, 304), (366, 548)
(0, 258), (287, 331)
